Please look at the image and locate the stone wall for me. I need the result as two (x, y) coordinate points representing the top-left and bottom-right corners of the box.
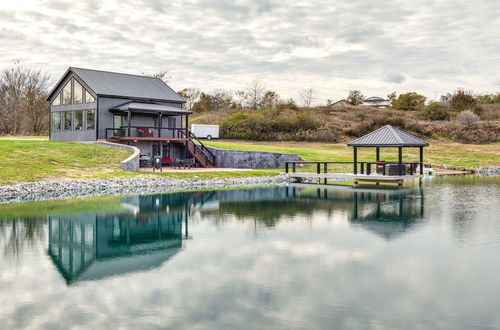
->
(206, 146), (300, 169)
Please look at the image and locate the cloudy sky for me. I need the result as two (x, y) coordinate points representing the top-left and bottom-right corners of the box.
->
(1, 0), (499, 104)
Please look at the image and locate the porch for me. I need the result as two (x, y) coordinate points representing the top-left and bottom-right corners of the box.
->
(104, 101), (215, 168)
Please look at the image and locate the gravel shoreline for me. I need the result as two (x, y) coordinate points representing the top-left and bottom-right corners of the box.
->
(0, 175), (292, 204)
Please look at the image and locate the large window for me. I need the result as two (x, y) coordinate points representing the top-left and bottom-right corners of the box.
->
(74, 111), (83, 130)
(62, 80), (72, 105)
(52, 93), (61, 106)
(63, 111), (72, 130)
(85, 91), (95, 103)
(73, 79), (83, 104)
(86, 110), (95, 129)
(52, 112), (61, 131)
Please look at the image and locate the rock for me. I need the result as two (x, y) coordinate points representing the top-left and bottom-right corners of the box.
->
(0, 175), (292, 204)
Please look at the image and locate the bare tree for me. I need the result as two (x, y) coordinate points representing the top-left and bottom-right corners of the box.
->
(144, 70), (171, 83)
(0, 65), (28, 134)
(177, 87), (201, 110)
(299, 88), (316, 107)
(23, 70), (50, 134)
(237, 81), (265, 109)
(261, 90), (280, 108)
(347, 90), (364, 106)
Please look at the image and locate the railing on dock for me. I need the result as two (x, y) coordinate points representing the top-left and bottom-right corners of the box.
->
(285, 161), (423, 179)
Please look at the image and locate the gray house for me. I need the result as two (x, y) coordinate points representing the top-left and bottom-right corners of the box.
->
(47, 67), (214, 167)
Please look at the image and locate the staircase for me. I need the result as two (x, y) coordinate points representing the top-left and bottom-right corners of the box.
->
(183, 131), (216, 168)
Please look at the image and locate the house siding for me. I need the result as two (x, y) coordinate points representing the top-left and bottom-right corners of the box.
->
(97, 97), (183, 140)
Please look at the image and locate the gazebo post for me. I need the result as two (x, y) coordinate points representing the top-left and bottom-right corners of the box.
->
(419, 146), (424, 175)
(127, 110), (131, 137)
(398, 147), (403, 175)
(158, 113), (162, 138)
(376, 147), (380, 161)
(353, 147), (358, 174)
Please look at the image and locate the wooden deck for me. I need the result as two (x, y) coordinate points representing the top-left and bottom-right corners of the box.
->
(289, 172), (423, 186)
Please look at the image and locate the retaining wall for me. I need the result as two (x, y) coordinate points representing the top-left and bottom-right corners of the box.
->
(86, 141), (140, 171)
(206, 146), (300, 169)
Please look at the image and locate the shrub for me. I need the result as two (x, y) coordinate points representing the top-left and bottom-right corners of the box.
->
(420, 102), (450, 120)
(392, 92), (426, 110)
(456, 110), (479, 126)
(445, 89), (483, 116)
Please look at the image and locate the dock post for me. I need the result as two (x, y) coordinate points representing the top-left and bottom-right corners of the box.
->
(324, 163), (327, 185)
(285, 163), (289, 173)
(353, 147), (358, 174)
(317, 163), (321, 184)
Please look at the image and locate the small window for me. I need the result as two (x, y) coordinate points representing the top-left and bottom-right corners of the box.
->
(62, 80), (72, 105)
(167, 117), (176, 128)
(85, 91), (95, 103)
(86, 110), (95, 129)
(63, 111), (72, 130)
(52, 112), (61, 131)
(74, 111), (83, 130)
(74, 79), (83, 104)
(52, 93), (61, 106)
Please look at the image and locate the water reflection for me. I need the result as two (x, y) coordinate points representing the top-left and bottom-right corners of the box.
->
(41, 186), (426, 284)
(0, 186), (427, 285)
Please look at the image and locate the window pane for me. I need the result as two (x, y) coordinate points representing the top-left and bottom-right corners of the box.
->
(52, 93), (61, 106)
(85, 90), (95, 103)
(62, 80), (72, 105)
(74, 80), (83, 104)
(63, 112), (72, 130)
(114, 115), (122, 129)
(86, 110), (95, 129)
(74, 111), (83, 130)
(52, 112), (61, 131)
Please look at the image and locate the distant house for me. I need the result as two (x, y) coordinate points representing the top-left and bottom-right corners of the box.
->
(47, 67), (214, 167)
(361, 96), (391, 108)
(331, 99), (352, 107)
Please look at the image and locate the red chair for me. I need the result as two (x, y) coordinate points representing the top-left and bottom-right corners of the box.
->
(376, 160), (385, 174)
(162, 157), (172, 166)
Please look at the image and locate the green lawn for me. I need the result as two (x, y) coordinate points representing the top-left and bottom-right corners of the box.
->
(0, 139), (498, 186)
(205, 140), (500, 168)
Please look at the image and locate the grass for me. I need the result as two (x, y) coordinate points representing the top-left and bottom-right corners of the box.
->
(206, 140), (500, 168)
(0, 138), (498, 186)
(0, 135), (48, 139)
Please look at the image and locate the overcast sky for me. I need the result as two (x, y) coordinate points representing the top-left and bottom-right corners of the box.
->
(1, 0), (499, 104)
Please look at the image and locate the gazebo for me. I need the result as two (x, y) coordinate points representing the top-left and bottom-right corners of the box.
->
(347, 125), (429, 176)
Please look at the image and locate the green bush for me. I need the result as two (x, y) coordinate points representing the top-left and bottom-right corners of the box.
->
(392, 92), (426, 110)
(220, 108), (327, 141)
(421, 102), (450, 120)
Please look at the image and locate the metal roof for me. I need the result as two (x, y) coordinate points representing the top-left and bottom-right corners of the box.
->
(47, 67), (185, 103)
(347, 125), (429, 147)
(110, 102), (192, 115)
(364, 96), (387, 101)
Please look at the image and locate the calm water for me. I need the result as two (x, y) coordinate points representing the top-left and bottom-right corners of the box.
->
(1, 176), (499, 330)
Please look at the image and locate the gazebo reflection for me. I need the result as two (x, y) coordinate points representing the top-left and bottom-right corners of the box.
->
(350, 188), (425, 240)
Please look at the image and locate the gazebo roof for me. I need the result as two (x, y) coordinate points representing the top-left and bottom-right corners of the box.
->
(347, 125), (429, 147)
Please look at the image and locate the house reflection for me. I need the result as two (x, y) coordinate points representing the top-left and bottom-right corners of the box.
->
(47, 186), (426, 283)
(48, 193), (191, 284)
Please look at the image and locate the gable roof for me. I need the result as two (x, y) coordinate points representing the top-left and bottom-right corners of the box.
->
(47, 67), (185, 103)
(347, 125), (429, 147)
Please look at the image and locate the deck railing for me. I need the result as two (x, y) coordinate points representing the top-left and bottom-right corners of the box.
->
(285, 161), (422, 178)
(105, 126), (187, 139)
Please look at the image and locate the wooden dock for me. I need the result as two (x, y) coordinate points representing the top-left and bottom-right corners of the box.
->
(288, 172), (423, 186)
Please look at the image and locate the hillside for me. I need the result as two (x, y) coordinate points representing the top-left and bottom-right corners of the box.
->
(191, 105), (500, 144)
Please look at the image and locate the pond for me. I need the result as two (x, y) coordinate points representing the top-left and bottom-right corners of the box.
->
(0, 176), (499, 329)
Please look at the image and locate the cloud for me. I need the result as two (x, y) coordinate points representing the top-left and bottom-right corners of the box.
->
(384, 72), (406, 84)
(0, 0), (499, 104)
